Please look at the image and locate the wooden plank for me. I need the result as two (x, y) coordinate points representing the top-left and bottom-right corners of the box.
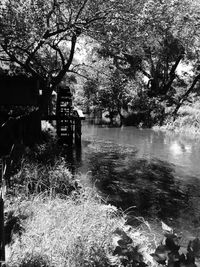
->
(0, 159), (5, 264)
(41, 115), (85, 120)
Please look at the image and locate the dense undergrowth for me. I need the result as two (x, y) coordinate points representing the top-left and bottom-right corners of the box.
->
(147, 96), (200, 138)
(154, 103), (200, 138)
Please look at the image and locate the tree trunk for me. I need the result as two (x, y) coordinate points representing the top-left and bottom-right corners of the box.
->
(173, 73), (200, 118)
(39, 83), (55, 117)
(118, 110), (124, 127)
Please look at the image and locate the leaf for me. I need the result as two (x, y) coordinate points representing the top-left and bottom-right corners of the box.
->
(151, 245), (170, 264)
(118, 238), (132, 247)
(168, 251), (180, 263)
(107, 255), (120, 266)
(113, 245), (122, 256)
(161, 221), (173, 234)
(150, 253), (166, 265)
(165, 236), (180, 252)
(113, 228), (133, 245)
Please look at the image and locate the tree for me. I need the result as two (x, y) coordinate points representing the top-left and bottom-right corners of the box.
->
(98, 70), (133, 125)
(0, 0), (115, 112)
(83, 69), (134, 125)
(83, 78), (99, 114)
(95, 0), (200, 121)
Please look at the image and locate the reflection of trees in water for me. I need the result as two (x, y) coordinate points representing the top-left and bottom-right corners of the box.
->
(87, 142), (189, 222)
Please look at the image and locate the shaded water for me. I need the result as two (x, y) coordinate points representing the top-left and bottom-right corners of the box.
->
(65, 122), (200, 237)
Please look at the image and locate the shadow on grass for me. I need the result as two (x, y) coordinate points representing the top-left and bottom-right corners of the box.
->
(4, 210), (26, 245)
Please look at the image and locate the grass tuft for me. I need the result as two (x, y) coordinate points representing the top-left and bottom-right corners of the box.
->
(6, 190), (120, 266)
(5, 188), (157, 267)
(10, 158), (78, 197)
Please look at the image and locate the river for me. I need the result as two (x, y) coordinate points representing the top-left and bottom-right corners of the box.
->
(66, 122), (200, 238)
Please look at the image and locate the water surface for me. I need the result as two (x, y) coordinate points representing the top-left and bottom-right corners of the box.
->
(66, 123), (200, 237)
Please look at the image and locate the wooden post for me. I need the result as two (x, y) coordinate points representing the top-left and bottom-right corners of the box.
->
(0, 197), (5, 265)
(75, 118), (82, 147)
(0, 158), (5, 265)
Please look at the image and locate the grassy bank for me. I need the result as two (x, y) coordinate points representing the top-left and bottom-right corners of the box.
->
(4, 131), (200, 266)
(5, 190), (156, 267)
(4, 140), (157, 267)
(154, 103), (200, 138)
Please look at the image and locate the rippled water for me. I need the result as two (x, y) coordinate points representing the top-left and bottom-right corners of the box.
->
(65, 122), (200, 237)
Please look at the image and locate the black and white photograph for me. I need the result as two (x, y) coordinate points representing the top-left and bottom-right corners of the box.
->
(0, 0), (200, 266)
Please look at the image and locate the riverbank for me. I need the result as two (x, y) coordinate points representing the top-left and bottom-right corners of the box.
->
(152, 103), (200, 139)
(4, 138), (157, 267)
(6, 191), (156, 266)
(5, 132), (200, 266)
(87, 101), (200, 139)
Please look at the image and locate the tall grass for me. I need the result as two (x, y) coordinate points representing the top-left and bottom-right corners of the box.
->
(154, 103), (200, 138)
(5, 189), (156, 267)
(6, 190), (116, 266)
(10, 158), (77, 197)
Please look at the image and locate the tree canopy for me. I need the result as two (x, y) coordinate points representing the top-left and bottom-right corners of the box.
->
(0, 0), (116, 93)
(1, 0), (200, 122)
(93, 0), (200, 118)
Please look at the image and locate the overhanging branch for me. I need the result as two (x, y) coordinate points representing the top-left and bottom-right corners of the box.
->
(53, 33), (77, 86)
(173, 73), (200, 116)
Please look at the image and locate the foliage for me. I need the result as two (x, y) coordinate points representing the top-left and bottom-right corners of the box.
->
(97, 70), (132, 125)
(156, 105), (200, 137)
(151, 222), (200, 267)
(83, 78), (100, 113)
(95, 0), (200, 122)
(123, 91), (166, 127)
(7, 137), (80, 196)
(83, 68), (142, 125)
(1, 0), (200, 124)
(0, 0), (116, 110)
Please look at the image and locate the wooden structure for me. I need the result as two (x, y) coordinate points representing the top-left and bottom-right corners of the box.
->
(0, 75), (42, 265)
(0, 74), (39, 106)
(47, 85), (85, 145)
(0, 75), (85, 146)
(0, 77), (84, 264)
(56, 86), (73, 142)
(0, 144), (15, 264)
(0, 158), (6, 264)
